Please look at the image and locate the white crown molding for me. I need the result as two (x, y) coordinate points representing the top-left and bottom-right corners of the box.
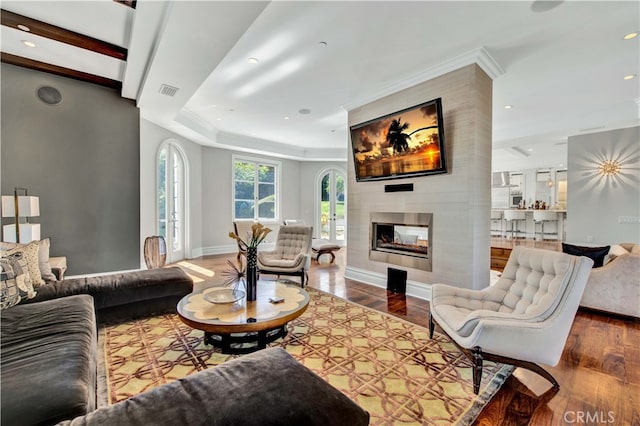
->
(342, 46), (504, 111)
(344, 266), (432, 301)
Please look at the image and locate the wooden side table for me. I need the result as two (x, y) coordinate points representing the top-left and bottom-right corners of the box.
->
(49, 256), (67, 280)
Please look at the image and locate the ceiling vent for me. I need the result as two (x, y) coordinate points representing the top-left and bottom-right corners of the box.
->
(159, 84), (179, 97)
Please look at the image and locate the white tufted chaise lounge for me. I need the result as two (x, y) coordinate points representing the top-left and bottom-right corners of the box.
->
(429, 246), (594, 394)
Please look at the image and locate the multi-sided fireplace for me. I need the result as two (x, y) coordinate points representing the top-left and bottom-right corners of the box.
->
(370, 212), (433, 271)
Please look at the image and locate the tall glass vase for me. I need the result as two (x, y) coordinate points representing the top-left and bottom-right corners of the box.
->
(245, 247), (258, 301)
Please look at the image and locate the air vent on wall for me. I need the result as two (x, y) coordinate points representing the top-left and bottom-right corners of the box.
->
(159, 84), (179, 97)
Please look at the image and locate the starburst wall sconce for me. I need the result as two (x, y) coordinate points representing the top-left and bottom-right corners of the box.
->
(597, 159), (621, 176)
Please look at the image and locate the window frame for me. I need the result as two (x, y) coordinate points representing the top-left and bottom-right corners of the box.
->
(232, 154), (281, 221)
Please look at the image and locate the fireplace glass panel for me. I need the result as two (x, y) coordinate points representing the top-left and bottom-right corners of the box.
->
(373, 223), (428, 258)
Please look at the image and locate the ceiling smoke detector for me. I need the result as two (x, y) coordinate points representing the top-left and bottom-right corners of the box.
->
(159, 84), (179, 97)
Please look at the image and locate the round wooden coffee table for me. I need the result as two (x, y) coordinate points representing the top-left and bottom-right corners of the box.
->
(177, 281), (309, 354)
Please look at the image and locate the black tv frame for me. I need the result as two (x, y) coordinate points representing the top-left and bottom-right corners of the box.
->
(350, 97), (447, 182)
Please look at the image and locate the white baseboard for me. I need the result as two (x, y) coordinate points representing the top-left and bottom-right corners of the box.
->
(344, 266), (432, 301)
(199, 244), (238, 257)
(192, 243), (278, 258)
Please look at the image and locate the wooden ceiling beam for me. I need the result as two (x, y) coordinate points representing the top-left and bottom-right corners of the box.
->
(1, 52), (122, 90)
(1, 9), (127, 61)
(113, 0), (137, 9)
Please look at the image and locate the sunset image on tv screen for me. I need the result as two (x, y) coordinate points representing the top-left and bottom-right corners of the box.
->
(350, 99), (445, 181)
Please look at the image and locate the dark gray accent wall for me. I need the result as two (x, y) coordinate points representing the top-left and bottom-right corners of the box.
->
(1, 64), (140, 275)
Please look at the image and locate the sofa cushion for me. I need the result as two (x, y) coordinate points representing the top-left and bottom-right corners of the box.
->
(562, 243), (610, 268)
(61, 347), (369, 426)
(20, 267), (192, 310)
(1, 295), (97, 426)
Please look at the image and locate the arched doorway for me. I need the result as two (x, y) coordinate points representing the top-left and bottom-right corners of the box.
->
(316, 168), (346, 245)
(157, 141), (189, 263)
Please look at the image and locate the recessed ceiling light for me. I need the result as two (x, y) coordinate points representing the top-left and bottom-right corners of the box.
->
(623, 32), (638, 40)
(216, 117), (221, 121)
(283, 116), (289, 120)
(17, 24), (30, 32)
(298, 108), (311, 115)
(623, 74), (636, 80)
(248, 57), (259, 64)
(504, 105), (512, 109)
(21, 40), (36, 48)
(528, 148), (534, 152)
(319, 41), (328, 47)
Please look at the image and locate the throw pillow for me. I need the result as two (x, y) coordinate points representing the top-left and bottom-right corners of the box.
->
(0, 250), (36, 303)
(0, 239), (57, 282)
(631, 245), (640, 254)
(0, 258), (22, 309)
(2, 241), (45, 288)
(38, 237), (57, 282)
(562, 243), (610, 268)
(604, 244), (630, 264)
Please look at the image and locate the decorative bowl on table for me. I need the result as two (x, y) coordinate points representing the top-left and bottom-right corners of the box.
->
(203, 289), (245, 304)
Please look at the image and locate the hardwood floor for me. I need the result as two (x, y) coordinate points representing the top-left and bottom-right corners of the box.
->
(174, 250), (640, 426)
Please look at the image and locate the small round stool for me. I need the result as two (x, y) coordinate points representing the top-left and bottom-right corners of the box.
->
(503, 210), (526, 239)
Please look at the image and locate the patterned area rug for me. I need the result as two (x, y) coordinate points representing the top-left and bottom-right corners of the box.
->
(100, 288), (512, 425)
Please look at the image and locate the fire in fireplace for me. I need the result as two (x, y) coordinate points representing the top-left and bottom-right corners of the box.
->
(369, 212), (433, 271)
(372, 223), (428, 258)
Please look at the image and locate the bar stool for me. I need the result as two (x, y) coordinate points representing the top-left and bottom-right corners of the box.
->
(490, 210), (503, 237)
(533, 210), (559, 240)
(503, 210), (526, 239)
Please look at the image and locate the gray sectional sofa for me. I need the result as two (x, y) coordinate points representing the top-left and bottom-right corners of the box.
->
(1, 267), (369, 426)
(1, 267), (193, 425)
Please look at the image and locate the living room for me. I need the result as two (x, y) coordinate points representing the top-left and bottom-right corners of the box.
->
(1, 1), (639, 425)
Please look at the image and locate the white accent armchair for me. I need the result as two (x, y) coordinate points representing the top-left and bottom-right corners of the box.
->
(429, 246), (593, 394)
(257, 225), (313, 287)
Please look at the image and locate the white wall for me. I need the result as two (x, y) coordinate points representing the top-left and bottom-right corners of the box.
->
(140, 119), (203, 263)
(140, 120), (347, 259)
(567, 126), (640, 245)
(199, 146), (303, 255)
(346, 64), (493, 295)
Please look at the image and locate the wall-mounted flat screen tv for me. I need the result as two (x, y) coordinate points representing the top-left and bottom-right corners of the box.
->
(350, 97), (447, 182)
